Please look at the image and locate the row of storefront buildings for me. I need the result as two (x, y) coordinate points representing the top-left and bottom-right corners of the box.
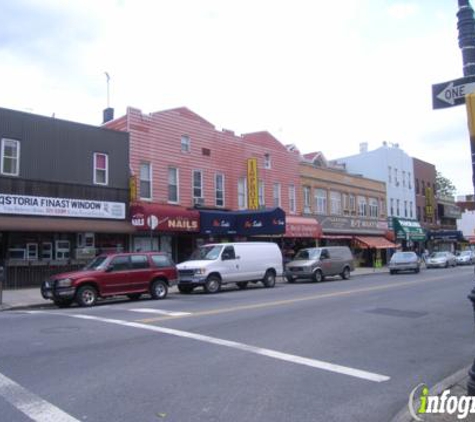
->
(0, 106), (463, 288)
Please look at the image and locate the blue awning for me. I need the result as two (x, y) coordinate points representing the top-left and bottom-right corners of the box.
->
(199, 210), (237, 235)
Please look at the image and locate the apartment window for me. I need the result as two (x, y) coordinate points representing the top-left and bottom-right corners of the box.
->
(168, 167), (179, 203)
(193, 170), (203, 200)
(55, 240), (70, 260)
(357, 196), (367, 217)
(1, 138), (20, 176)
(404, 200), (408, 217)
(315, 189), (327, 214)
(416, 178), (419, 194)
(303, 186), (311, 213)
(264, 153), (271, 169)
(349, 194), (356, 213)
(390, 198), (394, 216)
(289, 184), (296, 214)
(273, 183), (281, 207)
(408, 172), (412, 189)
(215, 173), (225, 207)
(402, 171), (406, 188)
(396, 199), (400, 216)
(369, 197), (378, 218)
(380, 199), (385, 216)
(139, 162), (152, 200)
(238, 178), (247, 209)
(388, 166), (392, 183)
(258, 180), (265, 207)
(422, 181), (426, 196)
(342, 194), (349, 212)
(93, 153), (108, 185)
(409, 201), (413, 218)
(417, 206), (421, 221)
(181, 135), (190, 152)
(394, 168), (399, 185)
(330, 191), (342, 215)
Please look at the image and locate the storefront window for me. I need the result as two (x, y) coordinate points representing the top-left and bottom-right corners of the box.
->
(330, 191), (342, 215)
(315, 189), (327, 214)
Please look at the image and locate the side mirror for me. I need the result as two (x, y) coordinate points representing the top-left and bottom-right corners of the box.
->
(105, 265), (114, 273)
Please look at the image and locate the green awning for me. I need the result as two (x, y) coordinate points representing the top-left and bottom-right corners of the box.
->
(393, 218), (426, 241)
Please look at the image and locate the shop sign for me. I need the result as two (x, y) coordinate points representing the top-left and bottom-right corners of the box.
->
(0, 193), (125, 219)
(320, 215), (388, 233)
(131, 212), (199, 232)
(247, 158), (259, 210)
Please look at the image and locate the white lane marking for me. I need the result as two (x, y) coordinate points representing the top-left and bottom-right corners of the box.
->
(27, 311), (390, 383)
(0, 372), (80, 422)
(128, 308), (192, 316)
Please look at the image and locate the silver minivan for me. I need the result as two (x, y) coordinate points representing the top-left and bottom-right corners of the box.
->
(284, 246), (355, 282)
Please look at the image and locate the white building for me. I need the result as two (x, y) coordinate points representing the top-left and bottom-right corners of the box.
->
(333, 142), (417, 220)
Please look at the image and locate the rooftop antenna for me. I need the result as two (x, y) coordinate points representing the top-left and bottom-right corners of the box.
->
(104, 71), (110, 108)
(102, 72), (114, 123)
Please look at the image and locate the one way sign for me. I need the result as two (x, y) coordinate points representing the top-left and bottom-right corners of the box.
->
(432, 75), (475, 109)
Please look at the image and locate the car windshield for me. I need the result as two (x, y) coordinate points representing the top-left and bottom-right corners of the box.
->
(392, 252), (415, 260)
(189, 245), (223, 261)
(83, 255), (109, 270)
(430, 252), (447, 258)
(294, 249), (319, 260)
(460, 251), (472, 256)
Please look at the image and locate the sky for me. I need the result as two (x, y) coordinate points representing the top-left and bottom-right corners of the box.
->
(0, 0), (473, 194)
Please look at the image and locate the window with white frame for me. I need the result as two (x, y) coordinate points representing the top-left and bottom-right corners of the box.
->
(264, 153), (271, 169)
(394, 168), (399, 185)
(404, 200), (408, 217)
(396, 199), (400, 216)
(215, 173), (225, 207)
(27, 243), (38, 260)
(349, 194), (356, 213)
(357, 196), (367, 216)
(1, 138), (20, 176)
(193, 170), (203, 200)
(273, 183), (281, 207)
(388, 166), (392, 183)
(289, 185), (296, 214)
(369, 197), (378, 218)
(330, 191), (342, 215)
(380, 198), (385, 216)
(93, 152), (108, 185)
(410, 201), (413, 218)
(303, 186), (311, 213)
(168, 167), (179, 203)
(402, 171), (406, 187)
(238, 178), (247, 209)
(390, 198), (394, 216)
(343, 194), (349, 212)
(41, 242), (53, 260)
(55, 240), (70, 260)
(258, 180), (265, 207)
(408, 172), (412, 189)
(181, 135), (190, 152)
(315, 189), (327, 214)
(139, 162), (152, 200)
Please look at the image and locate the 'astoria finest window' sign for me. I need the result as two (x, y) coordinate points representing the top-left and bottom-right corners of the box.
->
(0, 193), (126, 219)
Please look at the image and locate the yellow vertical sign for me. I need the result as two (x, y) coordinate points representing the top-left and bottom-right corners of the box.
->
(247, 158), (259, 210)
(129, 175), (138, 202)
(425, 187), (433, 219)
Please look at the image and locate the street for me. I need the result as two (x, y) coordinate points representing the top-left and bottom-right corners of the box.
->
(1, 266), (475, 422)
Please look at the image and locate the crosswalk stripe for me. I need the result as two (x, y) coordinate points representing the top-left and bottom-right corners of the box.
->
(128, 308), (192, 316)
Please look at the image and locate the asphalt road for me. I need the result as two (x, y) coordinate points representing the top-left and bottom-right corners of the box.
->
(1, 266), (475, 422)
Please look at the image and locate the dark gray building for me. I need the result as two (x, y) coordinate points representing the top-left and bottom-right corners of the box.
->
(0, 107), (133, 287)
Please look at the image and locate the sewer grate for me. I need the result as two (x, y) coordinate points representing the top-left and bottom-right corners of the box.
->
(366, 307), (428, 319)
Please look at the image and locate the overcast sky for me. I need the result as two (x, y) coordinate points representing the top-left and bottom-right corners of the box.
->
(0, 0), (472, 194)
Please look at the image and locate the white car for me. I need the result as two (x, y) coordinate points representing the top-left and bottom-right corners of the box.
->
(426, 251), (457, 268)
(456, 250), (475, 265)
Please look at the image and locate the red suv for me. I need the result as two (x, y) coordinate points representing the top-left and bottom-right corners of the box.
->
(41, 252), (178, 307)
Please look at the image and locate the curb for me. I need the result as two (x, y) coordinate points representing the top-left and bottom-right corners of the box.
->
(390, 365), (471, 422)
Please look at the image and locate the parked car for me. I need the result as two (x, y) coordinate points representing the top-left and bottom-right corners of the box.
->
(176, 242), (282, 294)
(388, 251), (420, 274)
(284, 246), (355, 283)
(426, 251), (457, 268)
(456, 250), (475, 265)
(41, 252), (178, 307)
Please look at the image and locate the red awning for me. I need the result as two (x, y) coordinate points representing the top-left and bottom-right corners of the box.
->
(130, 203), (200, 232)
(354, 236), (398, 249)
(285, 216), (322, 238)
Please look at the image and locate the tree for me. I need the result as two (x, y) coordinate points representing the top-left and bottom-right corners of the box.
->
(435, 171), (457, 197)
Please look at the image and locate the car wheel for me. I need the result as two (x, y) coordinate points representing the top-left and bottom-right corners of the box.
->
(150, 280), (168, 300)
(204, 275), (221, 293)
(415, 267), (420, 274)
(236, 282), (248, 289)
(178, 285), (194, 294)
(340, 267), (350, 280)
(76, 285), (98, 307)
(127, 293), (142, 301)
(286, 275), (295, 283)
(262, 270), (276, 288)
(389, 270), (395, 275)
(445, 262), (449, 268)
(53, 299), (73, 308)
(313, 270), (323, 282)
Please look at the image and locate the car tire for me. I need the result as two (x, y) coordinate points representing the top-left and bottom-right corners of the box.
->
(236, 282), (248, 289)
(313, 270), (323, 282)
(178, 285), (194, 294)
(389, 270), (395, 275)
(286, 276), (295, 283)
(76, 285), (98, 307)
(415, 267), (420, 274)
(150, 280), (168, 300)
(204, 275), (221, 293)
(445, 262), (449, 268)
(53, 299), (73, 308)
(127, 293), (142, 301)
(262, 270), (276, 288)
(340, 267), (350, 280)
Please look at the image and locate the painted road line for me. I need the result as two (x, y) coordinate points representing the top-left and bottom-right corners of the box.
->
(0, 372), (80, 422)
(27, 311), (390, 383)
(137, 272), (456, 323)
(128, 308), (191, 316)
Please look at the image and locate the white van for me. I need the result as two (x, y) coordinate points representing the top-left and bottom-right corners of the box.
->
(177, 242), (283, 293)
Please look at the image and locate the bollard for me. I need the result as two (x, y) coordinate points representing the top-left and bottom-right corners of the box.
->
(468, 286), (475, 395)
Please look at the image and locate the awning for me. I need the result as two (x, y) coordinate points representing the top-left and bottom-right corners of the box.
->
(426, 230), (464, 241)
(321, 235), (353, 239)
(354, 236), (398, 249)
(284, 216), (322, 238)
(392, 218), (426, 241)
(199, 210), (237, 235)
(130, 203), (200, 232)
(0, 215), (135, 233)
(234, 207), (285, 236)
